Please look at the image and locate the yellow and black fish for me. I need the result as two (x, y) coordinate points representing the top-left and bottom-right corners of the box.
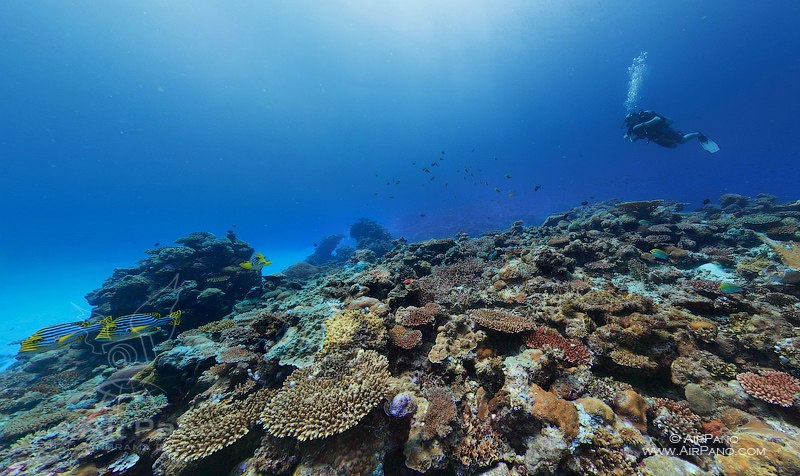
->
(239, 252), (272, 271)
(96, 310), (182, 342)
(19, 320), (104, 353)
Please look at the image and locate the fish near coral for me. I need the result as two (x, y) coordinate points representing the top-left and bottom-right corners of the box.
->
(650, 248), (670, 261)
(18, 320), (104, 353)
(719, 283), (743, 294)
(240, 252), (272, 271)
(96, 311), (182, 342)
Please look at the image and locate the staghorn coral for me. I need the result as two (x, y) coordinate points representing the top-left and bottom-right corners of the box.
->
(467, 308), (537, 333)
(389, 325), (422, 349)
(737, 370), (800, 407)
(319, 309), (387, 355)
(525, 327), (592, 366)
(163, 389), (272, 462)
(260, 349), (390, 441)
(196, 319), (235, 334)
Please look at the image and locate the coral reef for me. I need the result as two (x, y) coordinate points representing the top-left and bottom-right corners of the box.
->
(3, 194), (800, 475)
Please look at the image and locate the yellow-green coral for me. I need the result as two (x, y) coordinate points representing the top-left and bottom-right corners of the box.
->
(259, 349), (390, 441)
(320, 310), (387, 354)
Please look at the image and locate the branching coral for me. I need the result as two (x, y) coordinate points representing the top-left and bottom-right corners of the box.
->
(525, 327), (592, 366)
(420, 387), (458, 441)
(467, 309), (537, 333)
(163, 389), (272, 462)
(737, 370), (800, 407)
(395, 303), (440, 327)
(259, 349), (390, 441)
(389, 325), (422, 349)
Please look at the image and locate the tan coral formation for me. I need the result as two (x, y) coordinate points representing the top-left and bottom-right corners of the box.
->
(163, 389), (272, 462)
(259, 349), (390, 441)
(467, 308), (537, 333)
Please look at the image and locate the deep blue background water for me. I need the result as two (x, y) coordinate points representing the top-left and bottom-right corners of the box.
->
(1, 1), (799, 352)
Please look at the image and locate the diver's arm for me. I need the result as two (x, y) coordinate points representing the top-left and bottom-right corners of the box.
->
(631, 116), (663, 131)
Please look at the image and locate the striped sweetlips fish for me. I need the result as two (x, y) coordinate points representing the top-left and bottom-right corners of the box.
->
(96, 310), (182, 342)
(19, 319), (105, 353)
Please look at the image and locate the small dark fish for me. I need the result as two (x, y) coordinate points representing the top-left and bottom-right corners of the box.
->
(374, 173), (379, 177)
(153, 242), (160, 247)
(430, 176), (436, 181)
(441, 150), (445, 155)
(412, 162), (416, 165)
(394, 180), (400, 184)
(423, 167), (430, 173)
(313, 243), (318, 247)
(534, 185), (542, 192)
(438, 157), (444, 161)
(504, 174), (512, 179)
(494, 187), (501, 193)
(419, 213), (426, 218)
(389, 195), (395, 199)
(464, 168), (469, 173)
(703, 198), (711, 205)
(471, 148), (475, 152)
(581, 201), (588, 206)
(431, 162), (439, 167)
(386, 181), (390, 185)
(231, 224), (237, 228)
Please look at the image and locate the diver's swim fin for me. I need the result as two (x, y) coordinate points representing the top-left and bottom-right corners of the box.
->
(698, 134), (720, 153)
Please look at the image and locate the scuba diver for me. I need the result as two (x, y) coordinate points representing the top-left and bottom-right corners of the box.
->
(624, 110), (720, 153)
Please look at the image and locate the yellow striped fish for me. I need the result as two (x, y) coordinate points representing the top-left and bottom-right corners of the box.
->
(96, 310), (182, 342)
(19, 320), (104, 353)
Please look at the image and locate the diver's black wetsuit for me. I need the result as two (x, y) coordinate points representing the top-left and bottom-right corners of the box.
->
(625, 110), (685, 148)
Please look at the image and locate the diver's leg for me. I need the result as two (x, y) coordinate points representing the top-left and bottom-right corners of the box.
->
(680, 132), (701, 143)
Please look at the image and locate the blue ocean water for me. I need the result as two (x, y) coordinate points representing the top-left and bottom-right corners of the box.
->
(1, 1), (798, 356)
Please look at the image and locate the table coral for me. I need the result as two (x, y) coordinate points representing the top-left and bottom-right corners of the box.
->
(467, 308), (537, 333)
(395, 303), (441, 327)
(737, 370), (800, 407)
(259, 349), (390, 441)
(162, 389), (271, 462)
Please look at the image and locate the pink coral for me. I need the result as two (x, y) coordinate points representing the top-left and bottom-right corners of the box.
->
(525, 327), (592, 366)
(737, 370), (800, 407)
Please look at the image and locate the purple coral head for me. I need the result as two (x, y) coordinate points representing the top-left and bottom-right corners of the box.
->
(387, 392), (416, 418)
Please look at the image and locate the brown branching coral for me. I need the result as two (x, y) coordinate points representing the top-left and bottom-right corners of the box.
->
(396, 303), (440, 327)
(467, 309), (537, 333)
(163, 389), (272, 462)
(737, 370), (800, 407)
(259, 349), (390, 441)
(417, 258), (488, 308)
(525, 327), (592, 366)
(455, 404), (509, 468)
(420, 387), (458, 441)
(390, 325), (422, 349)
(649, 397), (702, 442)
